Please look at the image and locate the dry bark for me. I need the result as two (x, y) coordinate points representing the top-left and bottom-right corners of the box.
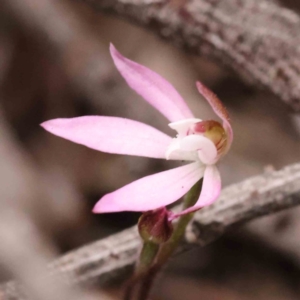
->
(1, 162), (300, 299)
(76, 0), (300, 111)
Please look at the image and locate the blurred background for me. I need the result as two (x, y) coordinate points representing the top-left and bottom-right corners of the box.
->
(0, 0), (300, 299)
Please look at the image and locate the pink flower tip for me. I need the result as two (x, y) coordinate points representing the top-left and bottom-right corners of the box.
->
(40, 119), (59, 133)
(92, 196), (120, 214)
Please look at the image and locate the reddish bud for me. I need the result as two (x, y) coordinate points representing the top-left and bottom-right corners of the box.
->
(138, 207), (173, 244)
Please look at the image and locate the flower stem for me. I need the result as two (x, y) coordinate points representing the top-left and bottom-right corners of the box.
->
(138, 180), (203, 299)
(156, 180), (202, 264)
(136, 241), (160, 274)
(124, 241), (159, 300)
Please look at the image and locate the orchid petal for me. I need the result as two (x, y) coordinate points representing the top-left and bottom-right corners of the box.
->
(171, 165), (221, 218)
(93, 162), (205, 213)
(196, 81), (233, 151)
(168, 118), (202, 137)
(165, 138), (181, 160)
(110, 44), (194, 122)
(195, 165), (221, 207)
(41, 116), (172, 158)
(165, 138), (199, 161)
(180, 135), (218, 165)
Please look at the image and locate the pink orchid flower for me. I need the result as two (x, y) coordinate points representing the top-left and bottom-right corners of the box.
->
(41, 44), (233, 219)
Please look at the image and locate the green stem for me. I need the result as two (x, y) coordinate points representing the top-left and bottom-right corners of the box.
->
(138, 180), (203, 299)
(136, 241), (160, 274)
(137, 267), (156, 300)
(156, 180), (202, 265)
(124, 241), (159, 300)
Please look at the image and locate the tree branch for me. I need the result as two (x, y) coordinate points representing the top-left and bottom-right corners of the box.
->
(1, 162), (300, 298)
(187, 163), (300, 245)
(76, 0), (300, 111)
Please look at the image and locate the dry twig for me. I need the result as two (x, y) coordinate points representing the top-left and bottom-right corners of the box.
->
(3, 0), (300, 110)
(75, 0), (300, 111)
(1, 162), (300, 299)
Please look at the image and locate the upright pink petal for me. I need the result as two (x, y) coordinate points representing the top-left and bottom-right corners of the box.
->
(110, 44), (194, 122)
(93, 162), (205, 213)
(196, 82), (233, 151)
(170, 165), (221, 218)
(41, 116), (172, 158)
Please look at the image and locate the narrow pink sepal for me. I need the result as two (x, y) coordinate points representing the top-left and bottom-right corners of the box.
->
(93, 162), (205, 213)
(170, 165), (221, 218)
(110, 44), (194, 122)
(196, 81), (233, 151)
(41, 116), (172, 159)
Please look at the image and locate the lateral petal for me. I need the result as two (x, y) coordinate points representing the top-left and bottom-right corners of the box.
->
(41, 116), (172, 158)
(93, 162), (205, 213)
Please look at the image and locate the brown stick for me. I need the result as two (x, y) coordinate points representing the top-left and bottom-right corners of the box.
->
(1, 162), (300, 299)
(43, 163), (300, 281)
(73, 0), (300, 111)
(4, 0), (300, 111)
